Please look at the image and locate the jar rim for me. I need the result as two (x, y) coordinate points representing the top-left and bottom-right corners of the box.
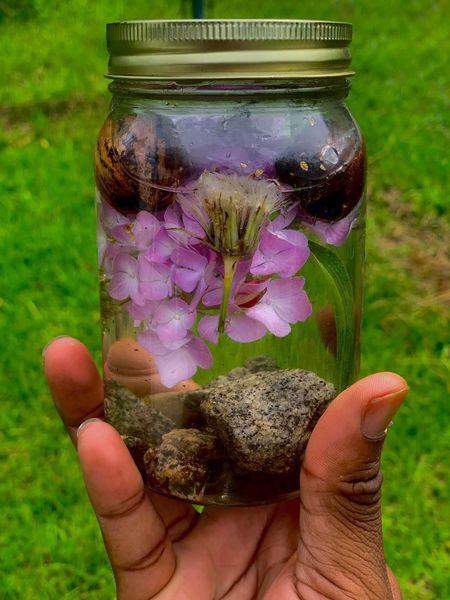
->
(106, 19), (354, 80)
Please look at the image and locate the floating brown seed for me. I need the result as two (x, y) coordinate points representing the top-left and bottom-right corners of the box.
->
(95, 113), (188, 214)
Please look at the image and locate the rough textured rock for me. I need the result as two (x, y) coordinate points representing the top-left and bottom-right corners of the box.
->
(201, 369), (335, 474)
(121, 435), (149, 474)
(144, 428), (221, 499)
(105, 380), (175, 445)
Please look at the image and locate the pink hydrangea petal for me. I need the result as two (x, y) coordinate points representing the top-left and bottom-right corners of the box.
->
(138, 255), (172, 301)
(139, 331), (211, 388)
(198, 314), (219, 344)
(186, 336), (213, 370)
(266, 278), (312, 323)
(155, 298), (196, 343)
(138, 330), (189, 357)
(100, 201), (130, 234)
(134, 211), (161, 250)
(269, 206), (297, 231)
(154, 349), (197, 389)
(172, 247), (208, 271)
(227, 313), (267, 342)
(109, 253), (139, 301)
(246, 303), (292, 337)
(183, 212), (206, 239)
(246, 277), (311, 336)
(126, 300), (158, 324)
(306, 213), (357, 247)
(251, 228), (309, 278)
(173, 267), (202, 293)
(202, 278), (223, 307)
(171, 247), (208, 293)
(147, 229), (177, 262)
(101, 241), (122, 276)
(111, 223), (136, 247)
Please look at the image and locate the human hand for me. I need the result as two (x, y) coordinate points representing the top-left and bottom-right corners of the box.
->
(44, 336), (407, 600)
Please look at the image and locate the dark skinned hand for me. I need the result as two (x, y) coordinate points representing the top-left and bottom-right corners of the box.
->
(44, 336), (407, 600)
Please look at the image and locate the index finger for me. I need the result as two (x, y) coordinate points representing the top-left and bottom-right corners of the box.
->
(43, 336), (104, 442)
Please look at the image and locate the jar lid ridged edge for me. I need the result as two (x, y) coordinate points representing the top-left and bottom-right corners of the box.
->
(107, 20), (352, 43)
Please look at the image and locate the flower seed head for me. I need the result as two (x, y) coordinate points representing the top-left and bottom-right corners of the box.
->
(180, 171), (285, 257)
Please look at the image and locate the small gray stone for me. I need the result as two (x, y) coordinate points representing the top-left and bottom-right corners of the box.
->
(144, 428), (221, 499)
(201, 369), (335, 475)
(105, 380), (175, 445)
(244, 355), (279, 373)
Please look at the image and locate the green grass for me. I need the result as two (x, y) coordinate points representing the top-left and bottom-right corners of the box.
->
(0, 1), (449, 598)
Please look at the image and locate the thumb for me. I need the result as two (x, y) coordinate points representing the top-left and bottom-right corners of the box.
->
(296, 372), (408, 599)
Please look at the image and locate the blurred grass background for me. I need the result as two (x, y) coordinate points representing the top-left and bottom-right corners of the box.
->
(0, 1), (449, 598)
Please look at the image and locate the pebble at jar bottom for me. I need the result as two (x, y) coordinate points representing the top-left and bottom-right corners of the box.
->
(96, 19), (366, 505)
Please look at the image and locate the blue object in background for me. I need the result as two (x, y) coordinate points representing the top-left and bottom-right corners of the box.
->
(192, 0), (204, 18)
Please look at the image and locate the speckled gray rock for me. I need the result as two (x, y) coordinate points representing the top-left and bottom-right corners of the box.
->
(144, 428), (221, 499)
(201, 369), (335, 475)
(105, 380), (175, 445)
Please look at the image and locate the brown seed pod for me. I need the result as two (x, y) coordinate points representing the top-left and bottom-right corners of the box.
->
(275, 139), (366, 223)
(95, 113), (188, 214)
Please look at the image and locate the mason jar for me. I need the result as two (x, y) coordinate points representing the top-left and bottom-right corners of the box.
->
(95, 20), (366, 505)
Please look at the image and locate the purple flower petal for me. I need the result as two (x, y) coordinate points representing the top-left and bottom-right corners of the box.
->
(202, 277), (223, 307)
(138, 330), (188, 355)
(183, 212), (206, 239)
(126, 300), (158, 326)
(155, 298), (196, 343)
(101, 240), (122, 276)
(198, 309), (266, 344)
(198, 314), (219, 344)
(134, 211), (161, 250)
(109, 253), (146, 305)
(99, 200), (130, 235)
(250, 219), (310, 278)
(138, 255), (172, 300)
(146, 228), (177, 262)
(303, 207), (359, 247)
(186, 335), (213, 370)
(247, 277), (312, 337)
(138, 330), (211, 388)
(171, 247), (208, 293)
(227, 312), (267, 342)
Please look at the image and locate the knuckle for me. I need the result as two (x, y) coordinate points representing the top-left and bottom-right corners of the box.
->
(120, 533), (169, 572)
(336, 461), (383, 507)
(98, 486), (146, 520)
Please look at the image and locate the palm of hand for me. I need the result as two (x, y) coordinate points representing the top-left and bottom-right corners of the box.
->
(125, 494), (299, 600)
(45, 337), (406, 600)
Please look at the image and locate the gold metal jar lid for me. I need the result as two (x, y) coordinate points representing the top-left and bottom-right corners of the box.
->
(106, 19), (353, 80)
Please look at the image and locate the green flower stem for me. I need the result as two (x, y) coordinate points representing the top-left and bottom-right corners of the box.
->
(218, 254), (238, 334)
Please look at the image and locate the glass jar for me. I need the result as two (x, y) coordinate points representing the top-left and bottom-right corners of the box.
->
(95, 20), (366, 505)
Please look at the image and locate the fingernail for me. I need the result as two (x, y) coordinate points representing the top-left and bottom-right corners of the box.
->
(361, 388), (409, 440)
(77, 418), (102, 438)
(42, 335), (72, 358)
